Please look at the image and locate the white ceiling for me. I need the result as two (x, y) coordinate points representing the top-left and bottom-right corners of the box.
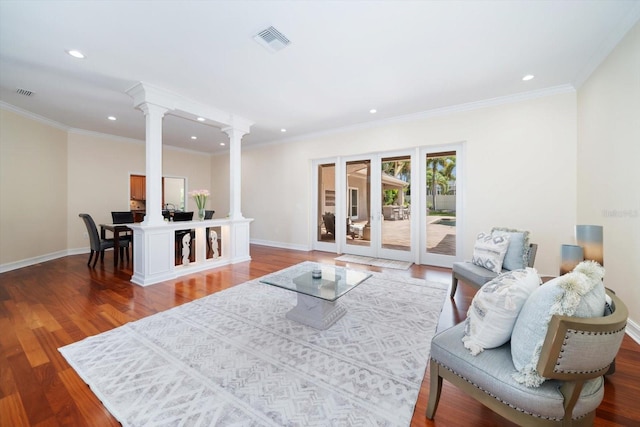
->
(1, 1), (639, 154)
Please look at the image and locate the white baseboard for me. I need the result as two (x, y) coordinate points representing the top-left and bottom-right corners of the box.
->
(0, 249), (74, 273)
(0, 247), (96, 273)
(626, 318), (640, 345)
(249, 239), (310, 252)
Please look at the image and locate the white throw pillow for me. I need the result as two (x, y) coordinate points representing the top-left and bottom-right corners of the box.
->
(471, 232), (511, 273)
(462, 268), (541, 355)
(510, 261), (606, 387)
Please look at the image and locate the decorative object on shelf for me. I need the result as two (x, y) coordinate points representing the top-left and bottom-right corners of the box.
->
(560, 244), (584, 275)
(575, 224), (604, 265)
(189, 189), (210, 221)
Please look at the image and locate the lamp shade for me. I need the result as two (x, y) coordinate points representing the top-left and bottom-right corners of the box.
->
(560, 244), (584, 275)
(575, 225), (604, 265)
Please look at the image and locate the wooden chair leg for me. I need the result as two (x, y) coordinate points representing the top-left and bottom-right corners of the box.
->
(87, 250), (94, 266)
(93, 251), (100, 267)
(426, 360), (443, 419)
(450, 275), (459, 298)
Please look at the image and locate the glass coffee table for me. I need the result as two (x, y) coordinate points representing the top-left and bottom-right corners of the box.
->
(260, 264), (372, 330)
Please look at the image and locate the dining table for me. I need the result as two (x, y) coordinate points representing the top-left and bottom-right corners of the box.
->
(100, 223), (133, 267)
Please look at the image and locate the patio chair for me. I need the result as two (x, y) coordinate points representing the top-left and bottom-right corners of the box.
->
(322, 213), (355, 239)
(322, 213), (335, 237)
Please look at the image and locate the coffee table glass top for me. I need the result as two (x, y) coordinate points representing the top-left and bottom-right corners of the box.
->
(260, 264), (372, 302)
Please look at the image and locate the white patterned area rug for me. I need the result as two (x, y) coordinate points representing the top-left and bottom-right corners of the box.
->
(59, 261), (448, 426)
(335, 254), (413, 270)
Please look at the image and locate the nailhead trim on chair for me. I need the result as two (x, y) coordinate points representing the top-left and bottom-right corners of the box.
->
(554, 326), (626, 374)
(432, 358), (565, 422)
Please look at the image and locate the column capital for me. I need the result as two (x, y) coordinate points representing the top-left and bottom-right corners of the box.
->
(138, 102), (169, 117)
(221, 126), (249, 140)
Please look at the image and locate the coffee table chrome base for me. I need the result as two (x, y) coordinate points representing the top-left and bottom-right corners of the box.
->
(286, 293), (346, 330)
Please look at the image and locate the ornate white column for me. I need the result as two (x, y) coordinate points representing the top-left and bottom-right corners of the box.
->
(223, 127), (247, 220)
(139, 103), (168, 226)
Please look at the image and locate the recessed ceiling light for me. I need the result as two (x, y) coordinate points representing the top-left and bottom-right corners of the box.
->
(522, 74), (535, 81)
(196, 117), (205, 122)
(220, 142), (226, 146)
(107, 116), (117, 121)
(191, 136), (197, 140)
(66, 49), (85, 59)
(281, 128), (287, 133)
(370, 109), (377, 114)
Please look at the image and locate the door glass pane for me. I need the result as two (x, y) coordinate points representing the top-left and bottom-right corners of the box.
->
(317, 163), (335, 242)
(381, 155), (411, 251)
(426, 151), (457, 255)
(346, 160), (370, 247)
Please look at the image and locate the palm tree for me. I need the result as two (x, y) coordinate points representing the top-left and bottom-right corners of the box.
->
(426, 155), (456, 210)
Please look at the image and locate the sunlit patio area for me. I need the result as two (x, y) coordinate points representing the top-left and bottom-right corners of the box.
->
(322, 215), (456, 256)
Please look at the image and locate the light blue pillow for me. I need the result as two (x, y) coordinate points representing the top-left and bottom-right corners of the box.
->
(492, 227), (530, 271)
(510, 261), (606, 387)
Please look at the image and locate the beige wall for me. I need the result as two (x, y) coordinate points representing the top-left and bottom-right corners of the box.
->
(66, 132), (213, 250)
(0, 109), (68, 264)
(577, 22), (640, 327)
(0, 110), (213, 264)
(242, 92), (578, 276)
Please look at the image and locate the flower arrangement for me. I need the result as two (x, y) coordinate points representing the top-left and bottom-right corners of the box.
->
(189, 189), (210, 220)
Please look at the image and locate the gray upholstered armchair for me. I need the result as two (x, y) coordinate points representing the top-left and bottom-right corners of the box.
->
(427, 288), (627, 426)
(450, 227), (537, 298)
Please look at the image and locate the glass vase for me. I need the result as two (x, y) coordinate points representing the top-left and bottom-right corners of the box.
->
(198, 207), (205, 221)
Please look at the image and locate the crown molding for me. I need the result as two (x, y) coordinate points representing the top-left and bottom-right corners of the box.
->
(573, 5), (640, 88)
(68, 127), (212, 156)
(252, 84), (576, 148)
(0, 101), (69, 131)
(68, 127), (144, 145)
(0, 102), (212, 156)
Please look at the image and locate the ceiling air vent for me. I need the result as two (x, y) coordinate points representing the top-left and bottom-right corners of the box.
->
(16, 88), (35, 97)
(253, 26), (291, 53)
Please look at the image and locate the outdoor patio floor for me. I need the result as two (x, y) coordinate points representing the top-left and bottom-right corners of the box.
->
(326, 215), (456, 256)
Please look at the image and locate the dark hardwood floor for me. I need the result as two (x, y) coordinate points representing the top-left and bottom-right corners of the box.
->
(1, 245), (638, 426)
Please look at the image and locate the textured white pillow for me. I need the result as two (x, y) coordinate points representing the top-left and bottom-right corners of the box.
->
(471, 232), (511, 273)
(462, 268), (541, 355)
(511, 261), (606, 387)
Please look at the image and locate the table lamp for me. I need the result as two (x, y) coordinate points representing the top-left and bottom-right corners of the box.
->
(575, 225), (604, 266)
(560, 244), (584, 275)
